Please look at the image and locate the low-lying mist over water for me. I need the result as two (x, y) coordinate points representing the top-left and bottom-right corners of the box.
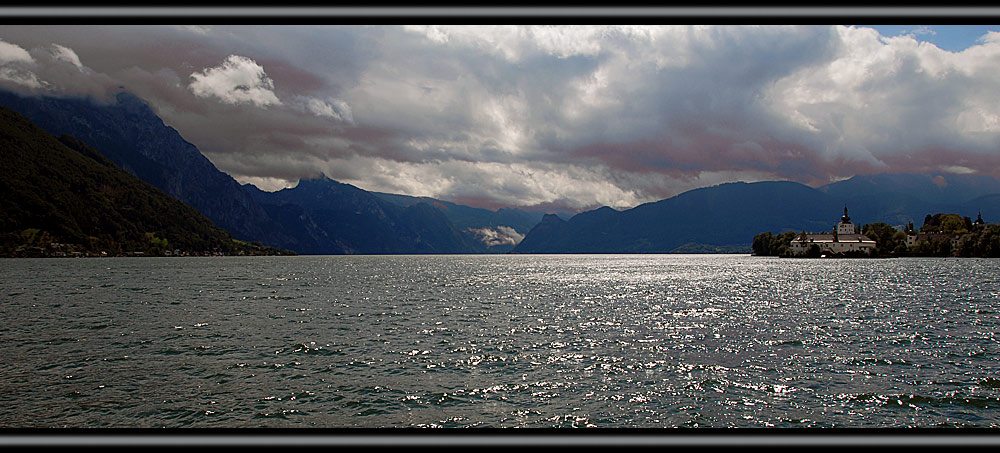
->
(3, 254), (999, 428)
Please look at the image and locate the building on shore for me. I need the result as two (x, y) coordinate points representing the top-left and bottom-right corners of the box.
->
(905, 231), (959, 250)
(788, 207), (876, 256)
(905, 211), (985, 250)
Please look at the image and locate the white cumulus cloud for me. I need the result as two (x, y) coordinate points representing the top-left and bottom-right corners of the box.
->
(189, 55), (281, 107)
(0, 38), (42, 89)
(0, 39), (33, 64)
(977, 30), (1000, 45)
(50, 44), (83, 68)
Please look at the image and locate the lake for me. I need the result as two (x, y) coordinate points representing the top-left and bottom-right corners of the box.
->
(1, 254), (999, 428)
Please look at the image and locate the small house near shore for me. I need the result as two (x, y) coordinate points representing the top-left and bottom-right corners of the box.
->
(789, 207), (876, 256)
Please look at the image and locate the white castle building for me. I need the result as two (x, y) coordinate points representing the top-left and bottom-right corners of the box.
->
(788, 207), (877, 256)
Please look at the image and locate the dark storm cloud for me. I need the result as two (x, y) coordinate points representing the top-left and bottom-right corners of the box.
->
(534, 27), (841, 174)
(2, 25), (1000, 209)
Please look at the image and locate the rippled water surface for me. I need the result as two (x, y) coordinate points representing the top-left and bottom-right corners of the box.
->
(2, 254), (1000, 428)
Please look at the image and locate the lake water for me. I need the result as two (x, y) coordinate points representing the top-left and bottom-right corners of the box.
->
(2, 254), (1000, 428)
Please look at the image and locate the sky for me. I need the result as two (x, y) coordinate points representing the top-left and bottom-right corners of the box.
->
(2, 22), (1000, 212)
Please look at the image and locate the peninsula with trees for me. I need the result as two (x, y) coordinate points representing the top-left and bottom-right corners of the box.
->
(753, 207), (998, 258)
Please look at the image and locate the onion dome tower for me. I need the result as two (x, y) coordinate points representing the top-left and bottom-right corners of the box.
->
(974, 211), (985, 229)
(837, 205), (856, 235)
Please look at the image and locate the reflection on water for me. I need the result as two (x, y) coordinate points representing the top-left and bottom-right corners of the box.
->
(1, 254), (999, 427)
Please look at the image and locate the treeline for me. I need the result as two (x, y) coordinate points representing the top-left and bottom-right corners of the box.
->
(753, 212), (1000, 258)
(751, 231), (799, 257)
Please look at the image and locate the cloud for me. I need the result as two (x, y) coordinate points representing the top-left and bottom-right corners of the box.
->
(0, 65), (43, 89)
(467, 225), (526, 247)
(901, 26), (937, 38)
(0, 38), (42, 89)
(0, 39), (123, 99)
(50, 44), (83, 68)
(766, 25), (1000, 172)
(189, 55), (281, 107)
(177, 25), (1000, 207)
(977, 31), (1000, 45)
(301, 96), (354, 123)
(0, 39), (33, 64)
(301, 156), (646, 210)
(4, 25), (1000, 212)
(178, 25), (212, 36)
(403, 25), (614, 62)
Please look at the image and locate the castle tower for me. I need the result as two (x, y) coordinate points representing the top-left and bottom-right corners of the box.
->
(837, 206), (856, 235)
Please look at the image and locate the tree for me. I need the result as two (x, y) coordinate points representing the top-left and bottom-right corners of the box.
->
(921, 213), (968, 234)
(913, 239), (932, 255)
(862, 222), (900, 255)
(752, 230), (797, 256)
(930, 235), (953, 257)
(956, 234), (976, 257)
(752, 232), (773, 256)
(976, 225), (1000, 257)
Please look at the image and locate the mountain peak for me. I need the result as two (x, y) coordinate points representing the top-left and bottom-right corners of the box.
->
(112, 90), (157, 118)
(294, 173), (347, 190)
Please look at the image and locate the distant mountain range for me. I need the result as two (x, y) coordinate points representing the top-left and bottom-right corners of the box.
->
(818, 172), (1000, 226)
(4, 88), (1000, 255)
(514, 181), (832, 253)
(368, 191), (566, 253)
(243, 175), (480, 254)
(0, 89), (544, 254)
(512, 174), (1000, 253)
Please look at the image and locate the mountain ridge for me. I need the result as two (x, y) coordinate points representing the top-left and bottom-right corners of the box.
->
(246, 175), (483, 254)
(0, 89), (295, 248)
(513, 175), (1000, 254)
(0, 105), (290, 257)
(6, 89), (1000, 256)
(0, 89), (536, 255)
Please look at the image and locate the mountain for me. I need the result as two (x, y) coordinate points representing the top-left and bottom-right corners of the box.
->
(371, 192), (557, 253)
(514, 181), (835, 253)
(0, 106), (290, 257)
(513, 175), (1000, 254)
(0, 89), (294, 248)
(513, 214), (572, 252)
(373, 192), (543, 232)
(10, 89), (1000, 256)
(247, 176), (482, 254)
(0, 89), (524, 255)
(818, 172), (1000, 227)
